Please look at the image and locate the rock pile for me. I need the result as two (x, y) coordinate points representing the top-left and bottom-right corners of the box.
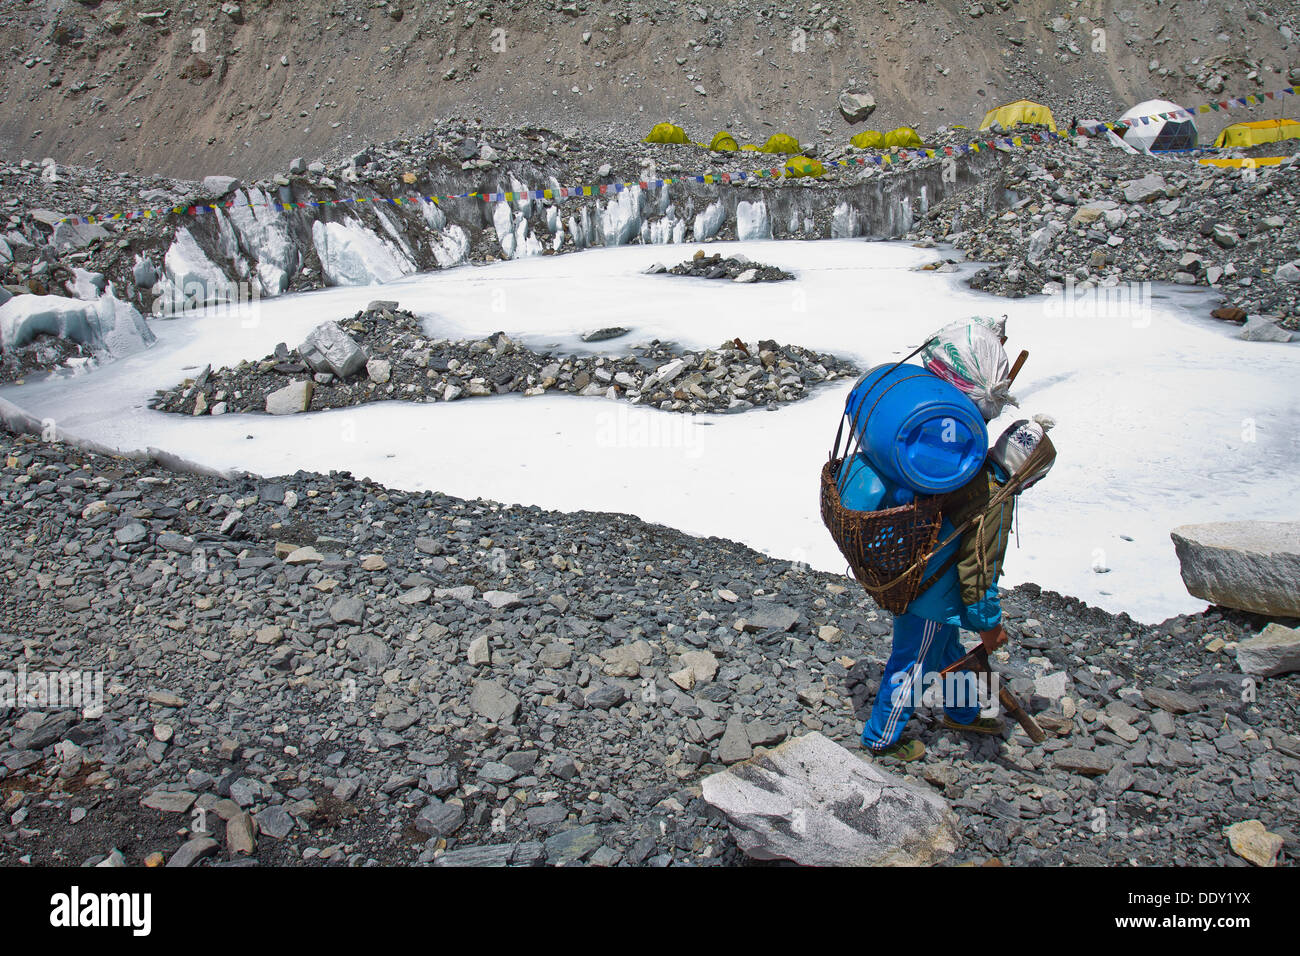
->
(653, 250), (795, 282)
(148, 303), (857, 416)
(0, 429), (1296, 867)
(912, 137), (1300, 329)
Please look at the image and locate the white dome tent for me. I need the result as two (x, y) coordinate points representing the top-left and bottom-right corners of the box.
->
(1118, 99), (1199, 152)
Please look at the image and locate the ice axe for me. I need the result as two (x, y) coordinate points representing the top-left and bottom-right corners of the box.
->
(938, 626), (1046, 743)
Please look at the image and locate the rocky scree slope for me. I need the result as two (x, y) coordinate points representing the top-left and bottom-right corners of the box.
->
(0, 429), (1296, 867)
(1, 0), (1296, 180)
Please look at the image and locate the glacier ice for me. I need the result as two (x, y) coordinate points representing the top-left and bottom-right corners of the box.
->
(432, 225), (469, 269)
(156, 227), (236, 313)
(736, 201), (772, 241)
(310, 218), (416, 286)
(600, 188), (643, 247)
(693, 201), (725, 241)
(0, 290), (156, 358)
(226, 188), (298, 295)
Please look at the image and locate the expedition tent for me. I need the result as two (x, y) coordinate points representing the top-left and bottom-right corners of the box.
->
(1214, 119), (1300, 148)
(882, 126), (923, 148)
(757, 133), (802, 154)
(644, 123), (689, 145)
(1118, 100), (1198, 152)
(979, 100), (1057, 133)
(850, 130), (885, 149)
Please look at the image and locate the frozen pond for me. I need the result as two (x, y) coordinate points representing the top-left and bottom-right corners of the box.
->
(5, 239), (1297, 624)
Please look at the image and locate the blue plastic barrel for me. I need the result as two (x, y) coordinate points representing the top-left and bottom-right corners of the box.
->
(836, 453), (915, 510)
(844, 364), (987, 495)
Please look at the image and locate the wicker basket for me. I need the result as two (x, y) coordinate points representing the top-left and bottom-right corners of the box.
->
(820, 458), (944, 614)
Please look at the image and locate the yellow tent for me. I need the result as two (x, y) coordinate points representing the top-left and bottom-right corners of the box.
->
(1214, 119), (1300, 148)
(882, 127), (923, 148)
(784, 156), (826, 178)
(979, 100), (1057, 133)
(644, 123), (689, 144)
(708, 130), (739, 151)
(757, 133), (801, 154)
(739, 143), (759, 151)
(850, 130), (885, 149)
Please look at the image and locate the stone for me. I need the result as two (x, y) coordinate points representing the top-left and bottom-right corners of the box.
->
(467, 634), (492, 666)
(226, 811), (256, 855)
(742, 602), (799, 633)
(538, 643), (572, 669)
(1141, 687), (1202, 715)
(718, 716), (753, 764)
(284, 546), (323, 564)
(266, 380), (313, 415)
(1171, 521), (1300, 617)
(702, 731), (957, 866)
(838, 88), (877, 122)
(1273, 261), (1300, 284)
(584, 683), (627, 710)
(1238, 316), (1294, 342)
(202, 176), (241, 196)
(299, 321), (368, 379)
(1053, 749), (1113, 776)
(255, 805), (295, 839)
(544, 824), (601, 865)
(366, 358), (392, 383)
(141, 790), (196, 813)
(580, 327), (629, 343)
(678, 650), (718, 684)
(1236, 624), (1300, 678)
(1122, 173), (1168, 203)
(1225, 820), (1283, 867)
(470, 680), (520, 723)
(329, 596), (364, 625)
(166, 837), (219, 867)
(416, 799), (465, 837)
(601, 641), (652, 677)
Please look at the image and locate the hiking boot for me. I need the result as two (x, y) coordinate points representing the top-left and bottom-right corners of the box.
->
(869, 739), (925, 763)
(941, 715), (1006, 736)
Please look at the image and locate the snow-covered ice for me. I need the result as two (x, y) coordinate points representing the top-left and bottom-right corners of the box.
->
(0, 289), (155, 358)
(4, 239), (1297, 624)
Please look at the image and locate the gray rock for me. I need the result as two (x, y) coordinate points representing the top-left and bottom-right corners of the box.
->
(702, 731), (958, 866)
(478, 761), (519, 785)
(584, 683), (627, 710)
(255, 805), (294, 839)
(470, 679), (520, 723)
(265, 379), (313, 415)
(580, 327), (629, 343)
(838, 88), (877, 123)
(226, 811), (256, 855)
(141, 789), (197, 813)
(345, 633), (391, 669)
(742, 602), (800, 632)
(202, 176), (241, 196)
(1122, 173), (1168, 203)
(1236, 624), (1300, 678)
(366, 358), (392, 383)
(114, 523), (147, 544)
(433, 844), (513, 866)
(718, 716), (753, 764)
(299, 321), (368, 380)
(416, 799), (465, 837)
(330, 596), (365, 625)
(1053, 748), (1113, 776)
(1239, 316), (1295, 342)
(1171, 521), (1300, 616)
(544, 824), (601, 865)
(1141, 687), (1203, 715)
(166, 837), (219, 867)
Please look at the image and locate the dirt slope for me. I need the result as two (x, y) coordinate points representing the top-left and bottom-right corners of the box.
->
(0, 0), (1296, 180)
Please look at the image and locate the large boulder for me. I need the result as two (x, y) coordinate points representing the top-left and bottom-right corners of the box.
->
(1236, 624), (1300, 678)
(299, 321), (367, 379)
(1171, 522), (1300, 617)
(701, 731), (958, 866)
(265, 380), (313, 415)
(837, 88), (877, 123)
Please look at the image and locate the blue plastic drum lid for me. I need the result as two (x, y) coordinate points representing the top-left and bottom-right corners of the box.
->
(845, 364), (987, 495)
